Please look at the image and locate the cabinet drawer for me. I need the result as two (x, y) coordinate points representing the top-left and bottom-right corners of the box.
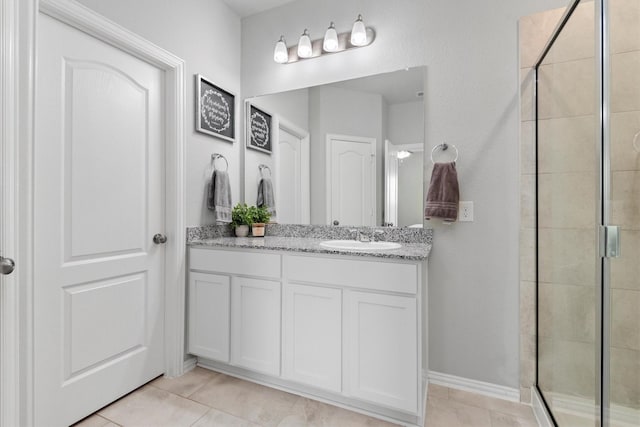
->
(285, 255), (417, 294)
(190, 248), (281, 278)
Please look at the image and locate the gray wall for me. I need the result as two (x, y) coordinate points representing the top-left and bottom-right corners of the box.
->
(308, 86), (385, 225)
(388, 101), (424, 145)
(77, 0), (242, 227)
(245, 89), (309, 209)
(242, 0), (570, 388)
(389, 101), (424, 227)
(397, 154), (423, 227)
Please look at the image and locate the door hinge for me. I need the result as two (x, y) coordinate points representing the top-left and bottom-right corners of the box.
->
(600, 225), (621, 258)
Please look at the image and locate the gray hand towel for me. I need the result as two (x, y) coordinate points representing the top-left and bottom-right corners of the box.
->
(257, 178), (277, 221)
(425, 162), (459, 222)
(207, 170), (232, 224)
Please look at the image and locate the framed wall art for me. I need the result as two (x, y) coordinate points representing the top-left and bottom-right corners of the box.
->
(196, 74), (235, 142)
(246, 103), (272, 154)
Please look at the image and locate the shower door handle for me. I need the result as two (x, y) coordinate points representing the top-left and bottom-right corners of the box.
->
(0, 256), (15, 275)
(601, 225), (621, 258)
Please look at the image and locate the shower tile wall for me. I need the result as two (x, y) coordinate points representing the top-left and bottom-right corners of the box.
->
(518, 7), (564, 404)
(610, 0), (640, 418)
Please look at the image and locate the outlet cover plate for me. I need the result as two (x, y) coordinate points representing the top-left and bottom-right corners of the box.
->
(459, 201), (474, 222)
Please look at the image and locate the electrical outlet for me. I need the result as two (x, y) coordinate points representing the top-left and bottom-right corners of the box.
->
(459, 201), (474, 222)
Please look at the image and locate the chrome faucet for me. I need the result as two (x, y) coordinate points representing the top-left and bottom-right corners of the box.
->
(349, 229), (369, 242)
(371, 230), (385, 241)
(349, 229), (385, 242)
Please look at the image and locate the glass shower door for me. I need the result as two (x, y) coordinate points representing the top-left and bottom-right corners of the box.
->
(536, 0), (600, 425)
(606, 0), (640, 425)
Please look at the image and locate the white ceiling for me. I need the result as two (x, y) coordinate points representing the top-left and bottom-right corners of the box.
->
(328, 68), (425, 105)
(222, 0), (297, 18)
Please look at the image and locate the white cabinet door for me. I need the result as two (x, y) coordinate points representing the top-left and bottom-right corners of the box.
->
(231, 277), (281, 375)
(188, 273), (230, 362)
(283, 283), (342, 392)
(345, 291), (418, 413)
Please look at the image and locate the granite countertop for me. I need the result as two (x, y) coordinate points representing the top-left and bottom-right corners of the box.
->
(189, 236), (431, 261)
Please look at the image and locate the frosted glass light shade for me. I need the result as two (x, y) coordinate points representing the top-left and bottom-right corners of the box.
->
(297, 29), (313, 58)
(273, 36), (288, 64)
(397, 150), (412, 160)
(323, 22), (339, 52)
(350, 14), (367, 46)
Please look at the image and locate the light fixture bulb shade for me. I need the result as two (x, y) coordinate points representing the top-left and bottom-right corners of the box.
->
(397, 150), (412, 160)
(273, 36), (289, 64)
(323, 22), (339, 52)
(350, 14), (367, 46)
(297, 29), (313, 58)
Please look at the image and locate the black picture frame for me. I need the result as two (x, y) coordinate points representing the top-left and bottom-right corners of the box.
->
(246, 103), (273, 154)
(196, 74), (235, 142)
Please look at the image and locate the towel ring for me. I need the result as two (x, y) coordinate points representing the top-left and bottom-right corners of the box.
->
(211, 153), (228, 172)
(259, 164), (272, 178)
(634, 131), (640, 153)
(431, 143), (459, 164)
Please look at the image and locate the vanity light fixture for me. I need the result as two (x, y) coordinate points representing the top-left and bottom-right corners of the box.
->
(273, 15), (375, 64)
(397, 150), (412, 160)
(273, 36), (289, 64)
(350, 14), (367, 46)
(323, 22), (339, 52)
(297, 29), (313, 58)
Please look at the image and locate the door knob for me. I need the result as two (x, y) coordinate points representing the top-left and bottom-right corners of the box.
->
(153, 233), (167, 244)
(0, 256), (15, 275)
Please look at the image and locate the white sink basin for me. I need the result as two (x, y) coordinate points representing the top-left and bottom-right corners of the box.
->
(319, 240), (402, 251)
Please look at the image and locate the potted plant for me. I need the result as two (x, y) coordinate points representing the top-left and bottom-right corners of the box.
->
(231, 203), (252, 237)
(249, 205), (271, 237)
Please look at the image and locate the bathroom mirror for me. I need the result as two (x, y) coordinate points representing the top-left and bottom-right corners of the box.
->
(244, 67), (425, 228)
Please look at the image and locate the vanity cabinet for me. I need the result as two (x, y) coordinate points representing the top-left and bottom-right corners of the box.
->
(345, 291), (418, 413)
(283, 283), (342, 393)
(188, 273), (230, 362)
(231, 277), (281, 376)
(188, 246), (426, 426)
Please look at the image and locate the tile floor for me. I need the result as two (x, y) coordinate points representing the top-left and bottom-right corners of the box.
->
(73, 367), (539, 427)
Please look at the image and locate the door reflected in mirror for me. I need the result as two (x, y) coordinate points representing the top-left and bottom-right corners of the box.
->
(244, 67), (425, 228)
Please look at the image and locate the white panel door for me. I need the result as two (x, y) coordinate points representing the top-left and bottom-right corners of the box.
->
(328, 135), (376, 227)
(278, 128), (302, 224)
(231, 277), (281, 376)
(34, 14), (165, 426)
(283, 283), (342, 393)
(345, 291), (418, 413)
(188, 273), (230, 362)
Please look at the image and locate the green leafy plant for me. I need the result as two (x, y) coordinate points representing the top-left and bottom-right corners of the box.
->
(231, 203), (253, 228)
(248, 205), (271, 224)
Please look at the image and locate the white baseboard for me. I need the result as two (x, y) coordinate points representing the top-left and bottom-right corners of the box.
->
(183, 356), (197, 373)
(532, 386), (554, 427)
(428, 371), (520, 403)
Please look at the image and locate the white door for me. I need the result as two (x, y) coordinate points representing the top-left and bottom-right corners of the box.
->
(34, 13), (165, 426)
(345, 291), (418, 413)
(283, 283), (342, 392)
(278, 128), (302, 224)
(231, 277), (281, 376)
(327, 134), (376, 227)
(384, 140), (399, 227)
(277, 123), (310, 224)
(188, 273), (230, 362)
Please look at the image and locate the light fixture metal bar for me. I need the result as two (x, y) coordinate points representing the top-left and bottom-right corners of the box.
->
(283, 28), (375, 64)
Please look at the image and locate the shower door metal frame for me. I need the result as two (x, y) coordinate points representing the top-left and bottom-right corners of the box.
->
(533, 0), (611, 425)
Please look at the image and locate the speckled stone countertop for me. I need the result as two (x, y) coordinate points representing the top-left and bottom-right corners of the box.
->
(189, 236), (431, 261)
